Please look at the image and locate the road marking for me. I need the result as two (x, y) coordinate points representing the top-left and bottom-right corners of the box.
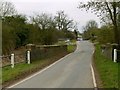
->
(8, 53), (72, 88)
(91, 49), (97, 90)
(91, 64), (97, 88)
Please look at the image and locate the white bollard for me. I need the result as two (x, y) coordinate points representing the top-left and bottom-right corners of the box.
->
(27, 51), (30, 64)
(11, 53), (14, 68)
(114, 49), (117, 62)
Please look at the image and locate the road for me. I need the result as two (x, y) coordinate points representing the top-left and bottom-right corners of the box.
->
(9, 41), (94, 88)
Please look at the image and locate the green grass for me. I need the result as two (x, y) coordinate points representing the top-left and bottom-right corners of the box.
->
(67, 40), (76, 53)
(70, 39), (76, 43)
(94, 44), (119, 88)
(2, 59), (49, 83)
(67, 44), (76, 53)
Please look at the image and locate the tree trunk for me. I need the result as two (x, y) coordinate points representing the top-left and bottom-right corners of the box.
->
(114, 24), (120, 45)
(112, 2), (120, 45)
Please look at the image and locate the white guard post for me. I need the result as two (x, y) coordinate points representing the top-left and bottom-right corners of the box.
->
(27, 51), (30, 64)
(11, 53), (14, 68)
(114, 49), (117, 62)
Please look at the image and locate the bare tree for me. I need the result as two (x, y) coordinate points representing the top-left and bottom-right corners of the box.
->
(31, 13), (56, 30)
(0, 1), (16, 17)
(55, 11), (74, 31)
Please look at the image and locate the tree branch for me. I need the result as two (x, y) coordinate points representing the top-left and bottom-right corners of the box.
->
(105, 2), (114, 24)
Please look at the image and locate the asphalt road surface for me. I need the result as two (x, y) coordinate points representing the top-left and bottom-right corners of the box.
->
(10, 41), (94, 88)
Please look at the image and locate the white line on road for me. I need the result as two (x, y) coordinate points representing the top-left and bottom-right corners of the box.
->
(91, 49), (97, 90)
(8, 53), (72, 88)
(91, 64), (97, 89)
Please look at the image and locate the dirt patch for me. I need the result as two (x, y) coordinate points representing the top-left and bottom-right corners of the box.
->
(2, 52), (69, 89)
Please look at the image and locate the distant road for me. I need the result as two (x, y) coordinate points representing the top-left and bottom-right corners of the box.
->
(10, 41), (94, 88)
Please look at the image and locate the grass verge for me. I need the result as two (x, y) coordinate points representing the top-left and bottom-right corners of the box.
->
(67, 44), (76, 53)
(2, 44), (76, 88)
(93, 44), (119, 88)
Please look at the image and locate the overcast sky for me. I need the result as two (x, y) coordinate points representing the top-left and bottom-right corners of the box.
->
(8, 0), (101, 32)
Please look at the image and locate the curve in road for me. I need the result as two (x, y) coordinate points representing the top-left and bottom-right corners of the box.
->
(9, 41), (94, 88)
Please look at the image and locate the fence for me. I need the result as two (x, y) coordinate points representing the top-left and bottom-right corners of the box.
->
(1, 44), (68, 67)
(2, 50), (26, 67)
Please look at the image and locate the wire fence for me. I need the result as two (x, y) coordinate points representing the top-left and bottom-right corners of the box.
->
(1, 45), (68, 68)
(2, 55), (11, 67)
(1, 53), (26, 67)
